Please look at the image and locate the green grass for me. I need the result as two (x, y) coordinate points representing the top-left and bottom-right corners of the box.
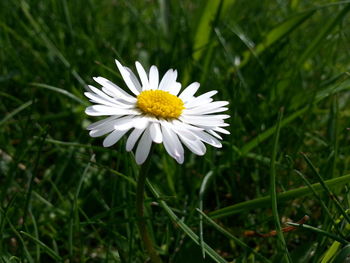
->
(1, 0), (350, 262)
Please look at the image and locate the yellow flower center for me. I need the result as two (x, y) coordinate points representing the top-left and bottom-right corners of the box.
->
(136, 90), (185, 119)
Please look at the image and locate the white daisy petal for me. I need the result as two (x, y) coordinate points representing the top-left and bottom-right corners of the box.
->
(85, 105), (140, 116)
(115, 59), (141, 95)
(87, 115), (120, 130)
(136, 61), (149, 89)
(134, 117), (150, 129)
(159, 69), (177, 92)
(185, 91), (218, 107)
(84, 92), (119, 107)
(194, 130), (222, 148)
(180, 115), (226, 127)
(89, 126), (115, 137)
(126, 128), (145, 152)
(113, 116), (136, 130)
(135, 126), (153, 164)
(179, 82), (200, 102)
(93, 77), (135, 102)
(150, 122), (163, 143)
(207, 130), (223, 140)
(161, 123), (184, 164)
(148, 65), (159, 90)
(178, 135), (206, 156)
(169, 82), (182, 96)
(214, 127), (230, 134)
(103, 129), (129, 147)
(184, 101), (229, 115)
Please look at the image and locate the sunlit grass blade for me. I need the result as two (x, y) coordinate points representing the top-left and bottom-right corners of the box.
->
(332, 244), (350, 263)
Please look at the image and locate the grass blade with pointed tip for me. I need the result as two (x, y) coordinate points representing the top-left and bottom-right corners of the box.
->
(147, 179), (227, 263)
(30, 83), (88, 106)
(199, 171), (214, 259)
(298, 4), (350, 65)
(20, 231), (62, 261)
(0, 100), (33, 127)
(209, 173), (350, 219)
(286, 222), (349, 245)
(196, 209), (271, 263)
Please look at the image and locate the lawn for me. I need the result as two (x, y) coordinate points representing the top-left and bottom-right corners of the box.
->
(1, 0), (350, 262)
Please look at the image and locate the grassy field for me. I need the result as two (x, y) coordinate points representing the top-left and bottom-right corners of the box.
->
(1, 0), (350, 262)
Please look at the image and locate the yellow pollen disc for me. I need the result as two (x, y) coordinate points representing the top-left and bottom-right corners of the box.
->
(136, 90), (185, 119)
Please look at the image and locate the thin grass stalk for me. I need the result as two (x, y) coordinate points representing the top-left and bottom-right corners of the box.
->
(136, 153), (163, 263)
(270, 110), (292, 262)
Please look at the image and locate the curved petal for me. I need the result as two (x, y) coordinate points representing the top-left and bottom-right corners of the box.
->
(135, 61), (149, 89)
(126, 128), (145, 152)
(178, 82), (200, 102)
(115, 59), (141, 95)
(148, 65), (159, 90)
(150, 122), (163, 143)
(135, 126), (153, 164)
(159, 69), (177, 91)
(103, 129), (129, 147)
(161, 122), (184, 164)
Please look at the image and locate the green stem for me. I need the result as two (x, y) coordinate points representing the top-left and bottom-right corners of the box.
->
(136, 155), (163, 263)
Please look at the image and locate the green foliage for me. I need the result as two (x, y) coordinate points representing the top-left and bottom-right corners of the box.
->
(1, 0), (350, 262)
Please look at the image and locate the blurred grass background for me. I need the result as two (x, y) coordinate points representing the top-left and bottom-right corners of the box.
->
(1, 0), (350, 262)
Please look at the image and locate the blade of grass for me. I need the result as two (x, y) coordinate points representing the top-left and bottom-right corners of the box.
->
(0, 100), (33, 127)
(196, 209), (270, 263)
(147, 179), (227, 263)
(20, 231), (62, 261)
(20, 0), (87, 89)
(298, 3), (350, 65)
(294, 170), (345, 238)
(209, 173), (350, 219)
(321, 241), (342, 263)
(199, 171), (214, 259)
(301, 153), (350, 224)
(30, 83), (88, 106)
(4, 214), (34, 263)
(286, 222), (349, 245)
(332, 244), (350, 263)
(238, 9), (315, 69)
(239, 77), (350, 156)
(269, 110), (292, 262)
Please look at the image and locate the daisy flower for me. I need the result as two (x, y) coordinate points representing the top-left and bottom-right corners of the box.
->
(85, 59), (230, 165)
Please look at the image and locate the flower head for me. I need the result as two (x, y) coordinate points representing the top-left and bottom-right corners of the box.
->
(85, 59), (230, 164)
